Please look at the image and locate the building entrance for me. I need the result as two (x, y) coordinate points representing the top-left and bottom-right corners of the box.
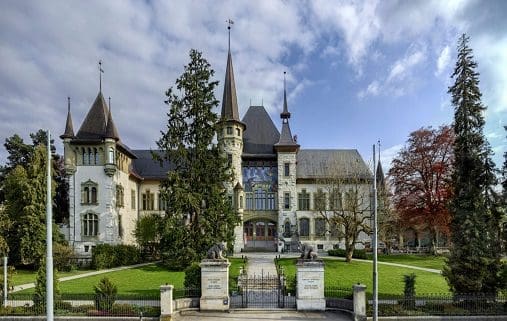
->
(243, 220), (277, 252)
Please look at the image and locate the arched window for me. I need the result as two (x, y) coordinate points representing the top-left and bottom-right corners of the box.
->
(83, 187), (90, 204)
(94, 148), (99, 165)
(82, 148), (86, 165)
(283, 220), (291, 238)
(91, 187), (97, 204)
(87, 148), (92, 165)
(300, 218), (310, 237)
(83, 212), (98, 236)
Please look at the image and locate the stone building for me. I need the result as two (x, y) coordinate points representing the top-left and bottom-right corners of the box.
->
(60, 46), (373, 257)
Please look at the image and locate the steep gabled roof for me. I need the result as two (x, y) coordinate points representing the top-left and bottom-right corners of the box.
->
(131, 150), (173, 180)
(75, 92), (109, 140)
(242, 106), (280, 155)
(296, 149), (372, 180)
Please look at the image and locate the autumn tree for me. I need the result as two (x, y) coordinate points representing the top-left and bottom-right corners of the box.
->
(157, 49), (238, 269)
(376, 163), (401, 254)
(316, 159), (372, 262)
(443, 34), (501, 294)
(389, 126), (454, 251)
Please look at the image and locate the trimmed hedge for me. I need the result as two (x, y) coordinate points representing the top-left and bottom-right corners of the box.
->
(328, 248), (367, 259)
(91, 244), (142, 269)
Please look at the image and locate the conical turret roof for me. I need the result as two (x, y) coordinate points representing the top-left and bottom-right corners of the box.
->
(60, 98), (74, 139)
(76, 92), (109, 140)
(105, 107), (119, 141)
(221, 50), (240, 122)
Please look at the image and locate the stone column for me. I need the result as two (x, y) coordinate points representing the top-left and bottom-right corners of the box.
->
(200, 259), (230, 311)
(353, 284), (367, 321)
(160, 284), (173, 317)
(296, 260), (325, 311)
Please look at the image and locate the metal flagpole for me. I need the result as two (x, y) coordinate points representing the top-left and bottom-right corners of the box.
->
(372, 144), (378, 321)
(46, 131), (54, 321)
(3, 256), (7, 307)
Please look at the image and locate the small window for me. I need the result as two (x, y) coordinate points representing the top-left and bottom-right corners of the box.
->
(81, 180), (98, 205)
(239, 195), (243, 209)
(227, 127), (233, 135)
(284, 163), (290, 176)
(317, 244), (324, 250)
(131, 189), (136, 209)
(84, 245), (89, 253)
(236, 128), (241, 136)
(227, 154), (232, 166)
(116, 185), (124, 208)
(283, 192), (290, 209)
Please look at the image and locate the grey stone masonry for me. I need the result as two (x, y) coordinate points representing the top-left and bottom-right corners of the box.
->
(296, 259), (325, 311)
(353, 284), (367, 321)
(200, 259), (230, 311)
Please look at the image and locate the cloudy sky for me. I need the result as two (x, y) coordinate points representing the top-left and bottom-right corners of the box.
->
(1, 0), (506, 171)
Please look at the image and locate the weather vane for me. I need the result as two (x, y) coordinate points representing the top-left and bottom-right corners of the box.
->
(99, 60), (104, 92)
(227, 19), (234, 51)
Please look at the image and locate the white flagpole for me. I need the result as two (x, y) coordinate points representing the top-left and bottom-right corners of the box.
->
(372, 144), (378, 321)
(46, 131), (54, 321)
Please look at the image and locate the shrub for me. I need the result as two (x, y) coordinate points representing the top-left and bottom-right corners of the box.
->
(53, 243), (75, 272)
(0, 265), (15, 297)
(33, 261), (61, 309)
(328, 248), (367, 259)
(94, 277), (117, 311)
(403, 273), (416, 310)
(91, 244), (142, 269)
(184, 262), (201, 289)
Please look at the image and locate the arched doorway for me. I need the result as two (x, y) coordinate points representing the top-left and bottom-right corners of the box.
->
(243, 219), (277, 251)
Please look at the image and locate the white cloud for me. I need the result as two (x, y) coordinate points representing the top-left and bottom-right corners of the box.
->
(435, 45), (451, 76)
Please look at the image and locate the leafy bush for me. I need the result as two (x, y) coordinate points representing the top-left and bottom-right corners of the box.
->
(328, 248), (367, 259)
(91, 244), (142, 269)
(53, 242), (75, 272)
(184, 262), (201, 289)
(94, 277), (117, 311)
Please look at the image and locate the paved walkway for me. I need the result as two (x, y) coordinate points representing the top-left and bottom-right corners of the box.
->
(12, 262), (156, 292)
(244, 253), (278, 276)
(174, 310), (353, 321)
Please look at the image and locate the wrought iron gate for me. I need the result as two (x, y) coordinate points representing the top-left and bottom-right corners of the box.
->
(230, 272), (296, 309)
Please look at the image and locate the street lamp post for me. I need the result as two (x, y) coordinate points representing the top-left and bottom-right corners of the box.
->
(3, 256), (7, 307)
(372, 144), (378, 321)
(46, 131), (54, 321)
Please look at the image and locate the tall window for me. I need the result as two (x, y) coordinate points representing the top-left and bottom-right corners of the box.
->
(330, 221), (340, 238)
(236, 128), (241, 136)
(314, 189), (326, 211)
(283, 220), (291, 237)
(81, 180), (98, 205)
(227, 154), (232, 166)
(255, 189), (266, 210)
(158, 193), (167, 211)
(267, 192), (275, 210)
(131, 189), (136, 209)
(284, 163), (290, 176)
(87, 148), (92, 165)
(315, 218), (326, 237)
(246, 193), (254, 210)
(298, 189), (310, 210)
(329, 188), (342, 210)
(108, 148), (115, 164)
(142, 190), (154, 210)
(93, 148), (99, 164)
(116, 185), (124, 208)
(283, 192), (290, 209)
(82, 148), (86, 165)
(256, 222), (265, 240)
(83, 212), (98, 236)
(226, 127), (233, 135)
(300, 218), (310, 237)
(239, 195), (243, 209)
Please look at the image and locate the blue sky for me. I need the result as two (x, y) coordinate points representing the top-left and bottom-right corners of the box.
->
(0, 0), (505, 171)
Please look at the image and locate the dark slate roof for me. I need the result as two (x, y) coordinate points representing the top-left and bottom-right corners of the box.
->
(296, 149), (372, 180)
(275, 122), (298, 147)
(280, 87), (291, 119)
(105, 109), (119, 140)
(131, 150), (173, 180)
(221, 50), (240, 122)
(376, 160), (385, 187)
(60, 102), (75, 139)
(75, 92), (109, 140)
(242, 106), (280, 155)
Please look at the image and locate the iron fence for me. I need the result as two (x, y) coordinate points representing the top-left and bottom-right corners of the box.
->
(1, 293), (160, 317)
(369, 293), (507, 316)
(173, 288), (200, 299)
(325, 286), (354, 311)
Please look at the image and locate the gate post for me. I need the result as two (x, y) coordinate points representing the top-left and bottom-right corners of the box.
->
(353, 284), (367, 321)
(200, 259), (230, 311)
(296, 259), (325, 311)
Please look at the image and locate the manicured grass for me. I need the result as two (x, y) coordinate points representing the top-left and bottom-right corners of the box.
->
(12, 269), (91, 287)
(276, 258), (450, 297)
(18, 264), (184, 296)
(370, 254), (446, 270)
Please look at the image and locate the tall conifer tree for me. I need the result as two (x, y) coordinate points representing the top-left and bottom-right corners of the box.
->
(443, 34), (501, 294)
(157, 49), (238, 269)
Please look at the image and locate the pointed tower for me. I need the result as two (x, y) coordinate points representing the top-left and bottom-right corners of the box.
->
(60, 97), (76, 174)
(275, 74), (299, 231)
(217, 22), (246, 253)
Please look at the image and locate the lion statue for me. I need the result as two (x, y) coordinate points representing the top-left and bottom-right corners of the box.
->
(299, 242), (318, 261)
(207, 243), (226, 259)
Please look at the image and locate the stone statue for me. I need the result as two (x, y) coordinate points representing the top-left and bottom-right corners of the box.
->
(207, 243), (225, 259)
(299, 242), (318, 261)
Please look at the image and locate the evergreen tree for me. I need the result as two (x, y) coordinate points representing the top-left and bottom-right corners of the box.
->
(443, 34), (501, 294)
(33, 260), (60, 309)
(157, 49), (238, 269)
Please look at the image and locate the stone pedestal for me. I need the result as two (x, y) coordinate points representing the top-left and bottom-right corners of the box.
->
(200, 259), (230, 311)
(296, 259), (325, 311)
(353, 284), (367, 321)
(160, 284), (173, 316)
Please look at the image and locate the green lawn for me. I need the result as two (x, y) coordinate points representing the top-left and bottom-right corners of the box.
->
(276, 258), (450, 297)
(15, 258), (247, 296)
(370, 254), (446, 270)
(12, 269), (91, 287)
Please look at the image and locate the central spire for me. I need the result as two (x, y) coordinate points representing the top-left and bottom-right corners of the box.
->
(221, 20), (241, 122)
(281, 71), (291, 122)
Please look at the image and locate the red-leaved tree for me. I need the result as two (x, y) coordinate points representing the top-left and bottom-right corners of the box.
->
(388, 126), (454, 251)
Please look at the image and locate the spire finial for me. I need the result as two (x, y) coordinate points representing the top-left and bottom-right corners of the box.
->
(99, 60), (104, 92)
(67, 97), (70, 113)
(108, 97), (111, 111)
(284, 71), (286, 92)
(227, 19), (234, 52)
(281, 71), (290, 120)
